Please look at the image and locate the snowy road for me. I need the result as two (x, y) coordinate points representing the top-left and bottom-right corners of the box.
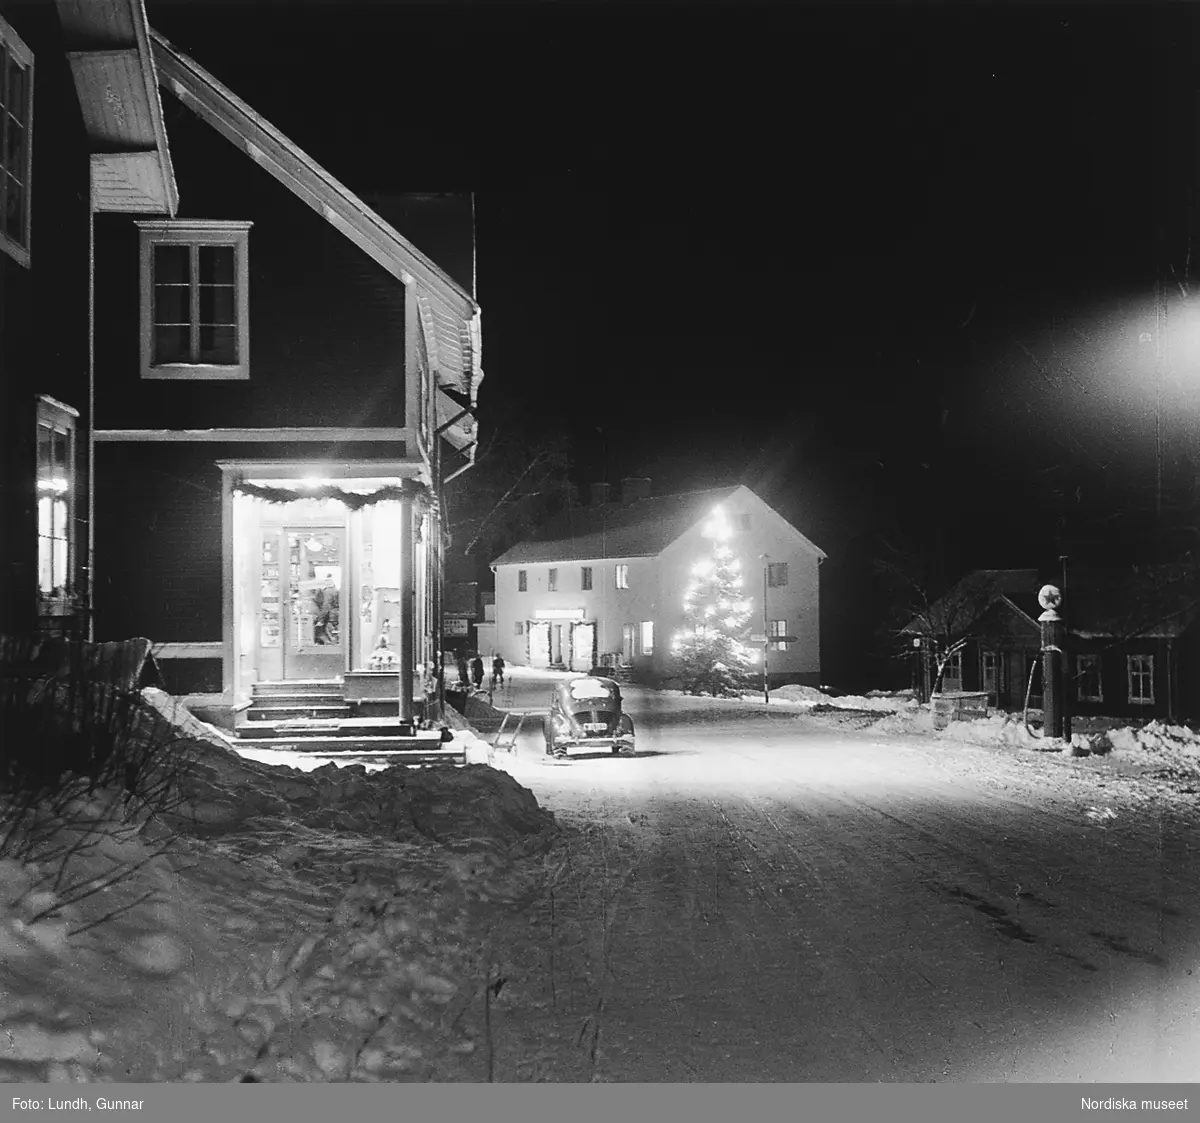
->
(482, 686), (1200, 1082)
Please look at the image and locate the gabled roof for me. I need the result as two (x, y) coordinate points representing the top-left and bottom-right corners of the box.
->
(904, 565), (1200, 641)
(147, 30), (483, 422)
(900, 569), (1040, 638)
(490, 484), (828, 567)
(492, 487), (740, 566)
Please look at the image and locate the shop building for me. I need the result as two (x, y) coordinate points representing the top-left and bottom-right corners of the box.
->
(491, 481), (825, 683)
(87, 32), (481, 726)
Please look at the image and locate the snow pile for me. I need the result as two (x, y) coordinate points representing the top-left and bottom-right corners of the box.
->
(749, 685), (918, 714)
(940, 713), (1046, 749)
(0, 688), (560, 1082)
(1103, 721), (1200, 766)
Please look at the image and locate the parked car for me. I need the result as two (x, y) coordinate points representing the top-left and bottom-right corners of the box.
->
(544, 675), (635, 758)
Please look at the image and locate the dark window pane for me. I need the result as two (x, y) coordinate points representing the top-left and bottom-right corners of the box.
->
(154, 243), (189, 284)
(0, 51), (9, 115)
(154, 323), (191, 364)
(36, 423), (52, 475)
(5, 172), (21, 242)
(199, 284), (235, 325)
(7, 60), (25, 124)
(198, 324), (237, 364)
(153, 283), (189, 324)
(52, 429), (69, 473)
(198, 244), (234, 285)
(6, 118), (23, 175)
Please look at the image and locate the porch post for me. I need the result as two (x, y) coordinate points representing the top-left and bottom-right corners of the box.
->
(399, 493), (415, 726)
(220, 468), (235, 704)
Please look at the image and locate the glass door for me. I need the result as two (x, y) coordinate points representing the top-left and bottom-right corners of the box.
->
(282, 526), (345, 679)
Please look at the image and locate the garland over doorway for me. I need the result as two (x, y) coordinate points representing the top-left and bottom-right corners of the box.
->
(232, 477), (435, 517)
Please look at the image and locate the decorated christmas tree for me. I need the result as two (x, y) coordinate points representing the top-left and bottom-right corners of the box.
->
(671, 506), (756, 695)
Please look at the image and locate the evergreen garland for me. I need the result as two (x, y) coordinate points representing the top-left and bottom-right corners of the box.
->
(233, 477), (435, 517)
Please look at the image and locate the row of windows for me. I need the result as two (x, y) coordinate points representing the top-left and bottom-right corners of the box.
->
(945, 650), (1158, 705)
(517, 561), (789, 593)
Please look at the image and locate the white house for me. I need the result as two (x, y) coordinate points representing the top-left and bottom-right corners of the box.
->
(489, 479), (826, 683)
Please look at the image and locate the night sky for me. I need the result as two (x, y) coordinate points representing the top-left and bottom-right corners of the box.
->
(146, 1), (1200, 678)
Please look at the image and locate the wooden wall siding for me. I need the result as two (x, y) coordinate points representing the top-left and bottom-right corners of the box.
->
(93, 105), (408, 431)
(0, 2), (92, 634)
(93, 444), (223, 643)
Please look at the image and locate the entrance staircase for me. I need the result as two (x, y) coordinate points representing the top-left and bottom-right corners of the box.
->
(233, 680), (461, 766)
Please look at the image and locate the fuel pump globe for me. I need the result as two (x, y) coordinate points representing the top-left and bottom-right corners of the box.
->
(1038, 584), (1063, 615)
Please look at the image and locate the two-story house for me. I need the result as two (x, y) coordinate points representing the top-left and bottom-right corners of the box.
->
(1, 0), (176, 643)
(84, 30), (481, 728)
(490, 480), (825, 684)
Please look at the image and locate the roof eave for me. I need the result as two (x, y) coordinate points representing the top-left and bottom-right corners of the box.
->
(148, 29), (476, 320)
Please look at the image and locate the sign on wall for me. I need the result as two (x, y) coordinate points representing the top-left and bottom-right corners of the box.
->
(534, 607), (586, 620)
(443, 616), (469, 636)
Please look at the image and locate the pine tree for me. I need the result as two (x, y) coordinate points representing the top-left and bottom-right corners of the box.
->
(671, 507), (756, 695)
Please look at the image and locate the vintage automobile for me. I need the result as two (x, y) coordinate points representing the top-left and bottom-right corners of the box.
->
(544, 674), (635, 758)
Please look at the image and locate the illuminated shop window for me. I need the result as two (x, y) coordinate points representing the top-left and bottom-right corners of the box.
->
(36, 396), (76, 598)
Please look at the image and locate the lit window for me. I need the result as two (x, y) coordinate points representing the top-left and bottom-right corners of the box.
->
(640, 620), (654, 655)
(548, 568), (558, 592)
(615, 564), (629, 589)
(0, 17), (32, 268)
(769, 619), (789, 651)
(518, 570), (527, 592)
(1128, 654), (1154, 705)
(137, 221), (252, 379)
(767, 562), (789, 588)
(1077, 653), (1102, 702)
(36, 396), (76, 600)
(581, 566), (593, 590)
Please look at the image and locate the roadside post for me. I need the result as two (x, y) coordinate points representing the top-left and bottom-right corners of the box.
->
(762, 557), (770, 704)
(1038, 583), (1064, 740)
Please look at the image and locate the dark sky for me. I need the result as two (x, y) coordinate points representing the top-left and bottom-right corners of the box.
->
(146, 1), (1198, 576)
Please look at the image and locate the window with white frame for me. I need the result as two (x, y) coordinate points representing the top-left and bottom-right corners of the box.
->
(640, 620), (654, 655)
(36, 396), (77, 601)
(767, 561), (789, 588)
(1077, 653), (1103, 702)
(137, 221), (251, 379)
(769, 619), (790, 651)
(0, 17), (32, 268)
(547, 568), (558, 592)
(940, 649), (963, 691)
(514, 621), (523, 635)
(981, 650), (999, 695)
(1128, 654), (1154, 705)
(581, 566), (593, 590)
(615, 564), (629, 589)
(518, 570), (527, 592)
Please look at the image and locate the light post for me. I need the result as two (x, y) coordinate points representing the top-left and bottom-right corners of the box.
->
(1038, 583), (1064, 740)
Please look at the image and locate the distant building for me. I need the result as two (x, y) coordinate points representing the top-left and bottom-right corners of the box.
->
(902, 566), (1200, 723)
(490, 480), (825, 684)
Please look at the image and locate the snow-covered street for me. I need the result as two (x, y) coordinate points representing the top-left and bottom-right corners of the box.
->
(3, 670), (1200, 1082)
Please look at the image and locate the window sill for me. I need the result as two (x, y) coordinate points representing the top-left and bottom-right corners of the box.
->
(143, 363), (249, 381)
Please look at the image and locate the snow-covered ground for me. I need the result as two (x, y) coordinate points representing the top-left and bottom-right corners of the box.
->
(0, 690), (558, 1083)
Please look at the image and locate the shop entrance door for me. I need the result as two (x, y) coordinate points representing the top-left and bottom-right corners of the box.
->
(279, 526), (345, 679)
(570, 622), (595, 671)
(528, 622), (551, 668)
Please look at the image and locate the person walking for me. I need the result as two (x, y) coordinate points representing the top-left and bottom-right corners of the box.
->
(491, 654), (505, 689)
(456, 653), (469, 687)
(471, 653), (485, 690)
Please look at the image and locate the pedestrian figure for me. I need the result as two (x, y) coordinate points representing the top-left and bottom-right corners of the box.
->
(457, 653), (469, 686)
(471, 653), (485, 690)
(492, 654), (505, 689)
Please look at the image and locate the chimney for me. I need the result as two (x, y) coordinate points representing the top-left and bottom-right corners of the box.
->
(621, 477), (652, 505)
(589, 482), (611, 507)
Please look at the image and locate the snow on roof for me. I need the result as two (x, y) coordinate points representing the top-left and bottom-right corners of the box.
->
(490, 486), (740, 566)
